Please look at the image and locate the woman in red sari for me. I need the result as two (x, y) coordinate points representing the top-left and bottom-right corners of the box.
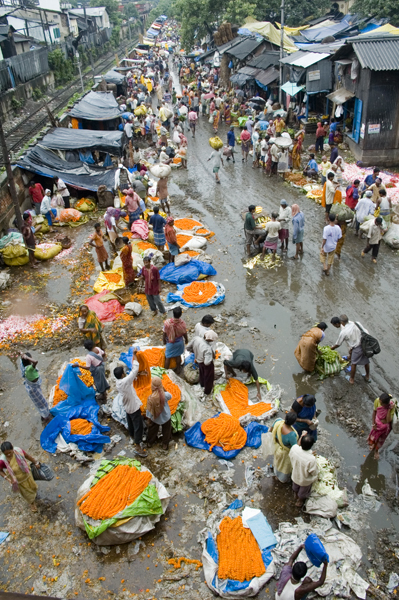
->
(368, 393), (395, 459)
(224, 104), (231, 126)
(120, 237), (135, 286)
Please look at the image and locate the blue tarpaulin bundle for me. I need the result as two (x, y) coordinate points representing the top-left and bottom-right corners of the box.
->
(159, 260), (217, 284)
(185, 416), (268, 458)
(41, 404), (110, 453)
(50, 364), (96, 416)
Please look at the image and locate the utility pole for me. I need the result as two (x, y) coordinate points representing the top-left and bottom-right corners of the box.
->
(279, 0), (285, 104)
(39, 9), (48, 48)
(0, 120), (23, 230)
(83, 0), (96, 82)
(75, 51), (84, 92)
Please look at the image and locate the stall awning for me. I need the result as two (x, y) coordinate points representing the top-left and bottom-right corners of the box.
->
(255, 66), (279, 86)
(40, 129), (124, 156)
(69, 91), (122, 121)
(230, 73), (253, 85)
(326, 87), (355, 104)
(281, 82), (305, 96)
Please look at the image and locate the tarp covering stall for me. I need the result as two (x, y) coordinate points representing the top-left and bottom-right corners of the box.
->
(40, 129), (124, 156)
(237, 21), (297, 53)
(17, 145), (117, 192)
(103, 69), (126, 85)
(69, 91), (122, 121)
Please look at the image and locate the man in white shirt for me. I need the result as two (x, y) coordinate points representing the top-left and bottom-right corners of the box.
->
(320, 213), (342, 276)
(355, 190), (375, 236)
(270, 143), (280, 176)
(124, 120), (133, 140)
(114, 351), (147, 457)
(289, 433), (318, 507)
(186, 330), (218, 394)
(178, 102), (188, 130)
(330, 314), (370, 384)
(54, 176), (70, 209)
(277, 199), (291, 251)
(194, 315), (215, 338)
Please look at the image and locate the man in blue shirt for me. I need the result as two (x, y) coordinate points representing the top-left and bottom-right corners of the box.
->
(303, 153), (318, 179)
(330, 118), (338, 132)
(226, 126), (236, 163)
(364, 167), (380, 188)
(149, 206), (166, 251)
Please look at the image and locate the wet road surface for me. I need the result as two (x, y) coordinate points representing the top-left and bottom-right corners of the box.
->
(0, 89), (399, 597)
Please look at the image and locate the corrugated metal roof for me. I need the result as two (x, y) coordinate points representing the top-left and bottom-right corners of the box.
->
(255, 66), (279, 86)
(247, 51), (280, 69)
(326, 87), (355, 104)
(280, 50), (330, 67)
(352, 38), (399, 70)
(226, 37), (264, 60)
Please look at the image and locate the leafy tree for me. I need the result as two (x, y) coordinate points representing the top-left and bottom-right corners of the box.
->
(124, 2), (139, 19)
(171, 0), (331, 49)
(351, 0), (399, 25)
(148, 0), (172, 23)
(90, 0), (121, 26)
(110, 24), (121, 47)
(48, 48), (74, 84)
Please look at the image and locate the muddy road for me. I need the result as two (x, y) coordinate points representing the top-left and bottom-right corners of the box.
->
(0, 99), (399, 599)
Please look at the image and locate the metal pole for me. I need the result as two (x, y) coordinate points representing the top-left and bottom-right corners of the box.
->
(39, 10), (48, 48)
(279, 0), (285, 104)
(76, 51), (84, 92)
(83, 0), (95, 81)
(0, 119), (23, 229)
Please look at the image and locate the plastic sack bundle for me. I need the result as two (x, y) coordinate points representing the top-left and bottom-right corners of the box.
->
(75, 198), (96, 212)
(179, 235), (207, 251)
(383, 223), (399, 248)
(305, 534), (329, 567)
(159, 260), (217, 284)
(209, 136), (224, 150)
(59, 208), (82, 222)
(50, 363), (96, 416)
(93, 268), (125, 293)
(1, 244), (27, 259)
(185, 417), (268, 459)
(331, 203), (354, 221)
(0, 232), (23, 249)
(166, 281), (225, 308)
(75, 457), (170, 545)
(86, 291), (124, 322)
(34, 243), (62, 260)
(41, 403), (110, 453)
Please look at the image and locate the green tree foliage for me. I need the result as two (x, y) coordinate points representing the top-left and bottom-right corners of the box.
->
(110, 24), (121, 47)
(171, 0), (331, 49)
(124, 2), (139, 19)
(351, 0), (399, 25)
(148, 0), (173, 23)
(90, 0), (121, 25)
(48, 48), (74, 84)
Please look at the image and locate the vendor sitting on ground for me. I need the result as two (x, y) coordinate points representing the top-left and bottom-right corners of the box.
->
(303, 153), (318, 180)
(289, 432), (318, 507)
(276, 544), (328, 600)
(224, 349), (261, 401)
(244, 204), (264, 256)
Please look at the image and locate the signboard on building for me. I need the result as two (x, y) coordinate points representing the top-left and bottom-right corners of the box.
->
(368, 123), (380, 134)
(360, 123), (365, 139)
(308, 70), (320, 81)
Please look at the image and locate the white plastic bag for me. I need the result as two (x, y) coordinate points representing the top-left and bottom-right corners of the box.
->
(383, 223), (399, 248)
(260, 432), (274, 459)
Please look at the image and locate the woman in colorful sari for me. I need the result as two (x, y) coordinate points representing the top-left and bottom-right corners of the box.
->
(224, 104), (231, 126)
(164, 217), (179, 263)
(78, 305), (105, 348)
(292, 130), (305, 170)
(294, 323), (328, 372)
(120, 237), (135, 286)
(0, 441), (40, 511)
(163, 306), (188, 372)
(271, 412), (299, 483)
(368, 393), (395, 459)
(212, 109), (220, 133)
(291, 394), (318, 441)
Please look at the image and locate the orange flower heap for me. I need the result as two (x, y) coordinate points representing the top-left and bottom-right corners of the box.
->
(176, 234), (193, 248)
(174, 218), (203, 230)
(53, 375), (68, 407)
(137, 241), (156, 251)
(182, 281), (217, 304)
(77, 464), (152, 520)
(103, 273), (122, 284)
(70, 419), (93, 435)
(217, 516), (265, 582)
(221, 379), (271, 419)
(161, 374), (181, 414)
(71, 359), (94, 388)
(201, 413), (247, 451)
(180, 250), (199, 258)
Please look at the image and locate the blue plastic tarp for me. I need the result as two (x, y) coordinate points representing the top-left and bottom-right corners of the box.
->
(185, 417), (268, 458)
(50, 364), (96, 416)
(159, 260), (217, 285)
(41, 404), (110, 453)
(166, 282), (225, 307)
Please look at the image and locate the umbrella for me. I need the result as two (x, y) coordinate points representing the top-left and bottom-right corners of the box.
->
(249, 96), (266, 104)
(150, 164), (172, 178)
(203, 92), (215, 99)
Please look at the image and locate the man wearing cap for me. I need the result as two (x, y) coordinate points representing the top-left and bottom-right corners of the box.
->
(20, 353), (51, 424)
(277, 200), (291, 252)
(354, 190), (375, 236)
(186, 330), (218, 395)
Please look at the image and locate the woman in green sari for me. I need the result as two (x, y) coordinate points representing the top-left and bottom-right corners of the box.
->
(271, 412), (298, 483)
(78, 305), (105, 348)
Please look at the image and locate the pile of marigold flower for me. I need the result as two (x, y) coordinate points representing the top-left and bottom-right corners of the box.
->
(0, 314), (73, 351)
(70, 419), (93, 435)
(77, 464), (152, 520)
(201, 413), (247, 451)
(52, 360), (94, 407)
(168, 557), (202, 570)
(221, 379), (271, 419)
(174, 218), (203, 230)
(182, 281), (217, 304)
(217, 516), (265, 581)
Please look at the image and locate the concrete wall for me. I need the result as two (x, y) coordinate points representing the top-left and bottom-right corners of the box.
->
(0, 70), (55, 123)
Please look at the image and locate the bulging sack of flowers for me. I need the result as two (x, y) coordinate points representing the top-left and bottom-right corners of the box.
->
(209, 136), (223, 150)
(74, 198), (96, 212)
(75, 457), (170, 545)
(34, 243), (63, 261)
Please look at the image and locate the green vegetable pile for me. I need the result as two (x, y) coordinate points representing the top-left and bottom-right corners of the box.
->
(315, 346), (348, 380)
(317, 346), (342, 363)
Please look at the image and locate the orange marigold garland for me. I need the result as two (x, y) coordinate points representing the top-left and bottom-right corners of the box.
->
(77, 464), (152, 520)
(71, 358), (94, 388)
(180, 250), (200, 257)
(182, 281), (217, 304)
(168, 557), (202, 570)
(70, 419), (93, 435)
(201, 413), (247, 451)
(161, 374), (181, 414)
(221, 378), (271, 419)
(103, 272), (122, 283)
(53, 375), (68, 406)
(217, 516), (265, 582)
